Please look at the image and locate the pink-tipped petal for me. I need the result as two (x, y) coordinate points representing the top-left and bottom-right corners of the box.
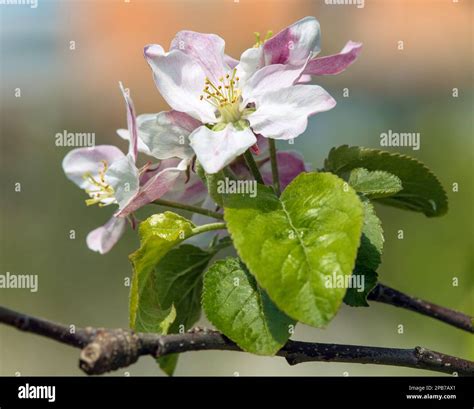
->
(115, 163), (183, 217)
(119, 82), (138, 162)
(247, 84), (336, 140)
(170, 31), (229, 83)
(263, 16), (321, 65)
(86, 216), (127, 255)
(144, 44), (217, 123)
(162, 169), (207, 205)
(304, 41), (363, 76)
(189, 124), (257, 174)
(62, 145), (125, 189)
(260, 151), (310, 190)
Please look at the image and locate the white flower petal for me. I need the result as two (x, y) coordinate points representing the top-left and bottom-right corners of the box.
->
(119, 82), (138, 162)
(170, 31), (229, 83)
(243, 60), (308, 102)
(62, 145), (125, 189)
(86, 216), (127, 255)
(106, 154), (140, 210)
(189, 124), (257, 174)
(136, 111), (200, 161)
(224, 54), (239, 69)
(247, 85), (336, 140)
(116, 128), (152, 156)
(235, 46), (264, 85)
(144, 44), (216, 123)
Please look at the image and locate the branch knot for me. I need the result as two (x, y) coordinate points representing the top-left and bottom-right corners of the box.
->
(79, 328), (140, 375)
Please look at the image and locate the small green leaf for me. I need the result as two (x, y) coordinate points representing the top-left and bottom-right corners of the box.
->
(196, 161), (227, 207)
(343, 266), (378, 307)
(203, 258), (294, 355)
(157, 355), (179, 377)
(348, 168), (402, 199)
(129, 213), (216, 375)
(325, 145), (448, 217)
(129, 212), (196, 330)
(224, 172), (364, 327)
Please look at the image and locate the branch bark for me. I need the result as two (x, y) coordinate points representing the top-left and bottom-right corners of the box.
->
(368, 283), (473, 333)
(1, 306), (472, 376)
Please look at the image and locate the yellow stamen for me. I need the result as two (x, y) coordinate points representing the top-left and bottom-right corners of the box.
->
(199, 68), (243, 123)
(253, 30), (273, 48)
(82, 160), (115, 207)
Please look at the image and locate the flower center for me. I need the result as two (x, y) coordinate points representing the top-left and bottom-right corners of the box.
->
(83, 160), (115, 207)
(200, 68), (242, 124)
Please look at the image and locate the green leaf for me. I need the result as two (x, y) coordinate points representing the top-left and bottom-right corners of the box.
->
(129, 212), (196, 330)
(343, 266), (378, 307)
(154, 244), (215, 375)
(203, 258), (295, 355)
(348, 168), (402, 199)
(324, 145), (448, 217)
(223, 172), (364, 327)
(196, 161), (226, 207)
(357, 198), (384, 271)
(344, 199), (383, 307)
(158, 304), (177, 334)
(129, 213), (216, 375)
(157, 355), (179, 377)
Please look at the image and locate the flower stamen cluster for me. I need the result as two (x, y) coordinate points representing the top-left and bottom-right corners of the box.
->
(83, 160), (115, 207)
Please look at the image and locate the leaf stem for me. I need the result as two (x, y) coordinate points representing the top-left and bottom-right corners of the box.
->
(268, 139), (281, 195)
(243, 150), (265, 185)
(152, 199), (223, 220)
(192, 222), (226, 236)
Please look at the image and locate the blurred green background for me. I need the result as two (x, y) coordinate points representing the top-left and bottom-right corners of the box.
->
(1, 0), (472, 376)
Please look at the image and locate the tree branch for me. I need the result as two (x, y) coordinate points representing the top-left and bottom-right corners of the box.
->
(368, 283), (473, 333)
(1, 306), (472, 376)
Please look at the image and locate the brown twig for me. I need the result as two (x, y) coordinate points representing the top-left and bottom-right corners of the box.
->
(1, 306), (472, 376)
(368, 283), (473, 333)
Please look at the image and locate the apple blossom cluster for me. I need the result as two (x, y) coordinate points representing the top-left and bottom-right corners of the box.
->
(62, 16), (362, 254)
